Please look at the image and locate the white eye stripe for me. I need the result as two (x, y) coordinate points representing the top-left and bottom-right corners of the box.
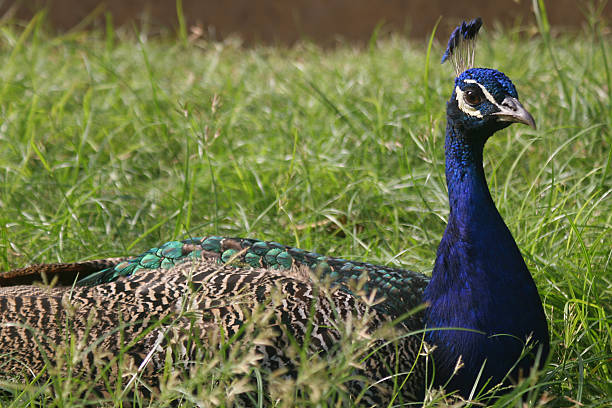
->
(455, 80), (503, 117)
(455, 86), (483, 118)
(473, 82), (500, 106)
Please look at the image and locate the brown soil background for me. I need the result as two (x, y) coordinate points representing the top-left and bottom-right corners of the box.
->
(2, 0), (610, 44)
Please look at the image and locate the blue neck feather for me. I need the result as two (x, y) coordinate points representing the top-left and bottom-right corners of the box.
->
(423, 102), (549, 397)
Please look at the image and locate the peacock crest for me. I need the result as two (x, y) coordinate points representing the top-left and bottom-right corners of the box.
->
(441, 17), (482, 75)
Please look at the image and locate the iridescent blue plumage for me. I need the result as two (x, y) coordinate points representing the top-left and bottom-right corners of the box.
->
(423, 61), (548, 396)
(456, 68), (518, 99)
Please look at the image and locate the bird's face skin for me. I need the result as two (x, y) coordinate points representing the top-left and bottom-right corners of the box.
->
(448, 68), (536, 137)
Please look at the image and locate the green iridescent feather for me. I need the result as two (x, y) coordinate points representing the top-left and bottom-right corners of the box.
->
(77, 236), (428, 319)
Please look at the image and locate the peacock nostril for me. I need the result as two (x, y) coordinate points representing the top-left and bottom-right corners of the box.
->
(502, 98), (518, 111)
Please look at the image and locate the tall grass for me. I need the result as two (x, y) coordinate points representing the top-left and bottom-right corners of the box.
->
(0, 8), (609, 407)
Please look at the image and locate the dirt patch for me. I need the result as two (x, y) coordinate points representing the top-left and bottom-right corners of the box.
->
(3, 0), (610, 44)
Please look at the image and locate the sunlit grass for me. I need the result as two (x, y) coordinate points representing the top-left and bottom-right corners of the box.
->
(0, 7), (610, 407)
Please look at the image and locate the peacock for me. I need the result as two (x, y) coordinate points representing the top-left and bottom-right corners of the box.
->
(0, 18), (549, 403)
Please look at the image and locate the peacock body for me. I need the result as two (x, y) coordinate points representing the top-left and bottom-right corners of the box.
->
(0, 18), (549, 403)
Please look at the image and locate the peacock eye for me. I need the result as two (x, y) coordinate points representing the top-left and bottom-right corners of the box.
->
(464, 89), (482, 106)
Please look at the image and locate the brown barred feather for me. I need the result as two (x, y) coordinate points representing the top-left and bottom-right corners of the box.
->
(0, 259), (427, 403)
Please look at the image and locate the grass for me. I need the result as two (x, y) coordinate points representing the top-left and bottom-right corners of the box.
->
(0, 6), (610, 407)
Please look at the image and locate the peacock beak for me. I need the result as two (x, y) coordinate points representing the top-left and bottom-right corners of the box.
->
(492, 96), (536, 129)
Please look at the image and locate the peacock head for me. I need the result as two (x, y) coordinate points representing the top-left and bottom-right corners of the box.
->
(448, 67), (536, 134)
(442, 18), (535, 137)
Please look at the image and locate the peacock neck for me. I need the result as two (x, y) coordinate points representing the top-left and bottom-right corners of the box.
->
(423, 119), (549, 396)
(443, 123), (501, 238)
(432, 120), (521, 292)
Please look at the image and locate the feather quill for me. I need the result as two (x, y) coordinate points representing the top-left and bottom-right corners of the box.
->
(441, 17), (482, 75)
